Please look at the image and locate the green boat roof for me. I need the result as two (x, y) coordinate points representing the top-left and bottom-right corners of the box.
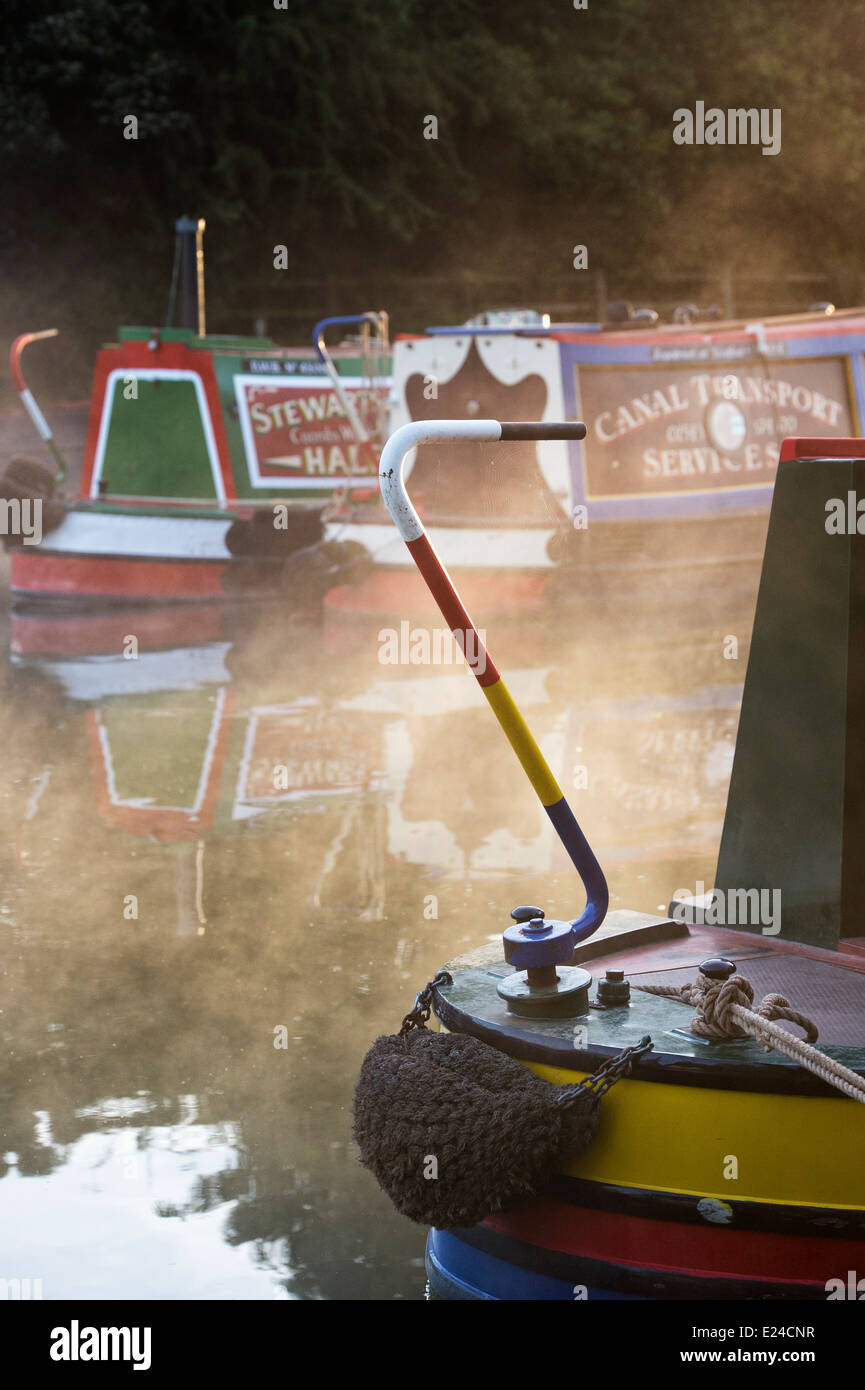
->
(117, 326), (278, 351)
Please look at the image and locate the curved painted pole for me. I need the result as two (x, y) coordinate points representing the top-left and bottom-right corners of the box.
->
(379, 419), (609, 944)
(9, 329), (67, 481)
(313, 312), (388, 460)
(313, 312), (385, 365)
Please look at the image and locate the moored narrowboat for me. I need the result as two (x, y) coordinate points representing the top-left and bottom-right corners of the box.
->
(330, 305), (865, 611)
(5, 218), (391, 606)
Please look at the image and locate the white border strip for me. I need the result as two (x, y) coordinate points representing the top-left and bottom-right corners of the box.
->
(31, 509), (232, 559)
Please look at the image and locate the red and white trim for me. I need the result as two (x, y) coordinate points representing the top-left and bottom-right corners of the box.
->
(10, 507), (239, 600)
(89, 368), (227, 503)
(81, 340), (236, 502)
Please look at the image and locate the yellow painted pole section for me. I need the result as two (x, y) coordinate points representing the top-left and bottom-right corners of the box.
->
(482, 677), (563, 808)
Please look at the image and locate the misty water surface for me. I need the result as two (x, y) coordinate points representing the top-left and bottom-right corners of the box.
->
(0, 555), (758, 1299)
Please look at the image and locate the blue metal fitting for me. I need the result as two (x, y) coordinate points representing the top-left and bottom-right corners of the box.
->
(502, 914), (576, 969)
(499, 905), (590, 1017)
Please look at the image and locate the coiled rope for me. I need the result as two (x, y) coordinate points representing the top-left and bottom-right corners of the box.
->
(637, 972), (865, 1105)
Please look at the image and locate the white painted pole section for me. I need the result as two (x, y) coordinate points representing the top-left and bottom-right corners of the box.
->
(321, 353), (370, 444)
(379, 419), (502, 542)
(19, 388), (53, 441)
(316, 332), (371, 445)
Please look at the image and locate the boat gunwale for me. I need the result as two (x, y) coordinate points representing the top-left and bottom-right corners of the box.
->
(432, 986), (865, 1098)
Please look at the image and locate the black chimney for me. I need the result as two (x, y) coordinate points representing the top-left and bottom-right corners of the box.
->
(173, 216), (206, 336)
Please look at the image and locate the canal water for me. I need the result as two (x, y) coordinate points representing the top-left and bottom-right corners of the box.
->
(0, 549), (760, 1299)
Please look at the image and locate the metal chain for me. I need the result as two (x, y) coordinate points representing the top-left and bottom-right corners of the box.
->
(554, 1034), (654, 1107)
(397, 973), (651, 1105)
(399, 970), (453, 1037)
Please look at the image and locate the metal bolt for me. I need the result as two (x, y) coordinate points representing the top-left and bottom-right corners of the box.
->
(597, 968), (630, 1005)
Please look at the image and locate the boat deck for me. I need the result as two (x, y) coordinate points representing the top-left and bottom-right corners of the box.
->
(438, 912), (865, 1090)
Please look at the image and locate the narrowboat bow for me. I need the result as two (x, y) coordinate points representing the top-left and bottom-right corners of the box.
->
(355, 419), (865, 1301)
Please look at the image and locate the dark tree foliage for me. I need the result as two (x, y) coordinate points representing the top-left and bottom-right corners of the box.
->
(2, 0), (865, 395)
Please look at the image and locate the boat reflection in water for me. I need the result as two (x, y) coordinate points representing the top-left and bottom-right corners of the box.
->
(0, 568), (755, 1298)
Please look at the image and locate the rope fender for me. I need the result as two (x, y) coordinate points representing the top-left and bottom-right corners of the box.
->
(353, 972), (652, 1229)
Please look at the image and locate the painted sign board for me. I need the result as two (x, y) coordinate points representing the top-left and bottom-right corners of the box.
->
(578, 358), (854, 501)
(234, 374), (389, 489)
(234, 701), (385, 815)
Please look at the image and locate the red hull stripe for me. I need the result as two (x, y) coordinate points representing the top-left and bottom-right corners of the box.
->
(406, 533), (500, 686)
(12, 550), (227, 599)
(485, 1199), (865, 1284)
(779, 436), (865, 462)
(11, 606), (228, 656)
(324, 568), (546, 615)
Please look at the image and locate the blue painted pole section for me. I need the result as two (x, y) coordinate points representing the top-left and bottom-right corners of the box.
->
(313, 313), (382, 363)
(545, 797), (610, 943)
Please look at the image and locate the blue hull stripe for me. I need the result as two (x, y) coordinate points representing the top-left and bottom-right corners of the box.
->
(426, 1229), (646, 1302)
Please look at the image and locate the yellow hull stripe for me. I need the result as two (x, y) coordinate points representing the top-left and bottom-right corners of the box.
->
(528, 1059), (865, 1211)
(482, 677), (563, 807)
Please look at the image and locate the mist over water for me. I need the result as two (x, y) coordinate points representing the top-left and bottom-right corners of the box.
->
(0, 548), (759, 1299)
